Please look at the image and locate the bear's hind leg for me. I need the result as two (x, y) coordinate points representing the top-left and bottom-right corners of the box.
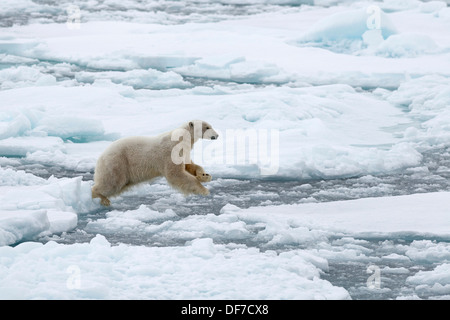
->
(92, 155), (130, 206)
(99, 195), (111, 207)
(92, 187), (111, 206)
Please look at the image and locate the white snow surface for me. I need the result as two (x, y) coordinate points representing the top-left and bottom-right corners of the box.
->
(1, 0), (450, 300)
(0, 235), (350, 299)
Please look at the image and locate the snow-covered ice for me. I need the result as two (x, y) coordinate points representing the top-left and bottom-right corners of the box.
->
(1, 0), (450, 300)
(0, 235), (350, 299)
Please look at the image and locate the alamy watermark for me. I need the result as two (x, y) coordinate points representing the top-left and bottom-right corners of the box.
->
(366, 5), (381, 30)
(171, 127), (280, 176)
(66, 5), (81, 30)
(366, 265), (381, 289)
(66, 265), (81, 290)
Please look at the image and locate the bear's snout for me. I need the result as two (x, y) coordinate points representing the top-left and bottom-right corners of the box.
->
(203, 126), (218, 140)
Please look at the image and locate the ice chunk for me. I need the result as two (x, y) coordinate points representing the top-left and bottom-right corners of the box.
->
(0, 176), (97, 245)
(406, 264), (450, 297)
(419, 1), (447, 14)
(46, 210), (77, 234)
(26, 140), (110, 173)
(0, 54), (38, 64)
(379, 0), (421, 12)
(42, 176), (97, 214)
(132, 55), (199, 72)
(0, 167), (46, 186)
(175, 57), (290, 85)
(75, 69), (190, 90)
(89, 234), (111, 248)
(35, 116), (106, 142)
(194, 55), (245, 69)
(362, 29), (384, 49)
(439, 7), (450, 20)
(108, 205), (178, 222)
(296, 8), (397, 43)
(386, 75), (450, 146)
(85, 205), (178, 234)
(0, 109), (109, 143)
(229, 60), (289, 84)
(0, 111), (31, 139)
(0, 136), (64, 157)
(406, 240), (450, 263)
(376, 33), (440, 58)
(0, 210), (49, 246)
(0, 66), (56, 90)
(188, 238), (217, 259)
(223, 191), (450, 241)
(86, 210), (250, 243)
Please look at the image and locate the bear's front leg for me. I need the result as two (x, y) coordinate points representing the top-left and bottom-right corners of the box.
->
(185, 163), (212, 183)
(167, 164), (210, 196)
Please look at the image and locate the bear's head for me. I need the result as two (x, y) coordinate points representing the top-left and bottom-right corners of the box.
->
(187, 120), (219, 141)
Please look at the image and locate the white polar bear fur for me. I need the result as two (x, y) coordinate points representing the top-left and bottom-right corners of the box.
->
(92, 120), (218, 206)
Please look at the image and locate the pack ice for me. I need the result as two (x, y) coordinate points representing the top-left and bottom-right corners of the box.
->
(1, 0), (450, 300)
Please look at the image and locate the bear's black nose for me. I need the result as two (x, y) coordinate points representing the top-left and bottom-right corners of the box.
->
(211, 136), (216, 140)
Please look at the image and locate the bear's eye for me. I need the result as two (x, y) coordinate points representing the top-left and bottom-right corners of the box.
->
(206, 126), (210, 130)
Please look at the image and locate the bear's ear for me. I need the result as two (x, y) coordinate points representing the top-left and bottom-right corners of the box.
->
(189, 121), (194, 128)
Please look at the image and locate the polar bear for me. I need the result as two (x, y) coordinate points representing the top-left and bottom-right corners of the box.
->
(92, 120), (218, 206)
